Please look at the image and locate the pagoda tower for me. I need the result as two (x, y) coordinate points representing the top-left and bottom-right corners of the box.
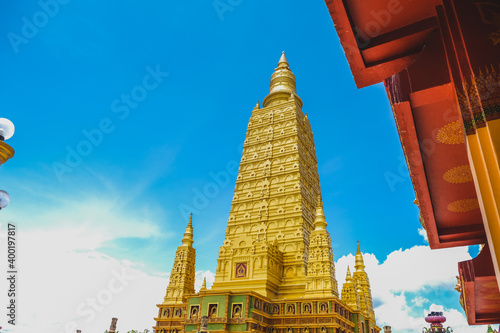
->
(153, 53), (380, 333)
(212, 51), (327, 299)
(352, 242), (375, 319)
(163, 214), (196, 304)
(341, 266), (360, 310)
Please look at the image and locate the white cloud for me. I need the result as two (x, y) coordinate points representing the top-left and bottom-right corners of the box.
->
(0, 224), (214, 333)
(411, 296), (429, 307)
(335, 245), (491, 333)
(0, 227), (162, 332)
(2, 196), (166, 252)
(0, 192), (169, 333)
(418, 228), (429, 243)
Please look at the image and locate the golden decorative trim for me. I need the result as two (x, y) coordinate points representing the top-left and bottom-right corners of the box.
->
(455, 64), (500, 134)
(436, 120), (464, 145)
(447, 199), (479, 213)
(443, 165), (473, 184)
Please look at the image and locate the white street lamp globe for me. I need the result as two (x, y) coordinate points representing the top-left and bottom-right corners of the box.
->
(0, 190), (10, 209)
(0, 118), (15, 141)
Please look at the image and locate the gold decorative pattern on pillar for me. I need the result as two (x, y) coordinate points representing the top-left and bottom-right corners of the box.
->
(163, 213), (196, 304)
(352, 242), (375, 319)
(211, 53), (323, 299)
(341, 266), (360, 310)
(447, 199), (480, 213)
(436, 120), (465, 145)
(305, 198), (339, 297)
(443, 165), (473, 184)
(455, 64), (500, 133)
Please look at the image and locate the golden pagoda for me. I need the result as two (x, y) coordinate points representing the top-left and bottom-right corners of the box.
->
(163, 213), (196, 305)
(154, 53), (380, 333)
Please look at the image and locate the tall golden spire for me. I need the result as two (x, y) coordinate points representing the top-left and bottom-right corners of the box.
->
(263, 52), (303, 108)
(163, 214), (196, 304)
(352, 242), (375, 318)
(182, 213), (194, 246)
(212, 51), (322, 299)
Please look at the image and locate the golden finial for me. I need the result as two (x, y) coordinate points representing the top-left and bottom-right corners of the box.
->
(200, 277), (207, 291)
(278, 51), (288, 67)
(254, 101), (260, 109)
(313, 195), (327, 230)
(181, 213), (194, 246)
(263, 52), (302, 108)
(355, 241), (365, 272)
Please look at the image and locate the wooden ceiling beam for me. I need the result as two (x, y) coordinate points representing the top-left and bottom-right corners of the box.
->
(359, 16), (439, 51)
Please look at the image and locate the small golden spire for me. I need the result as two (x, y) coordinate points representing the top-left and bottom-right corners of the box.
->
(181, 213), (194, 246)
(341, 265), (360, 310)
(355, 241), (365, 272)
(200, 277), (207, 291)
(313, 195), (328, 230)
(254, 101), (260, 109)
(346, 266), (352, 281)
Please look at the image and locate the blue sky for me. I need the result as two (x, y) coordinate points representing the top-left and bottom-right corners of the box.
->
(0, 1), (490, 332)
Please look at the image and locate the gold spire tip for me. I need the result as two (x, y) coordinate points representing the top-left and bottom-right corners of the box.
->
(181, 213), (194, 246)
(355, 241), (365, 271)
(278, 51), (288, 66)
(201, 276), (207, 290)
